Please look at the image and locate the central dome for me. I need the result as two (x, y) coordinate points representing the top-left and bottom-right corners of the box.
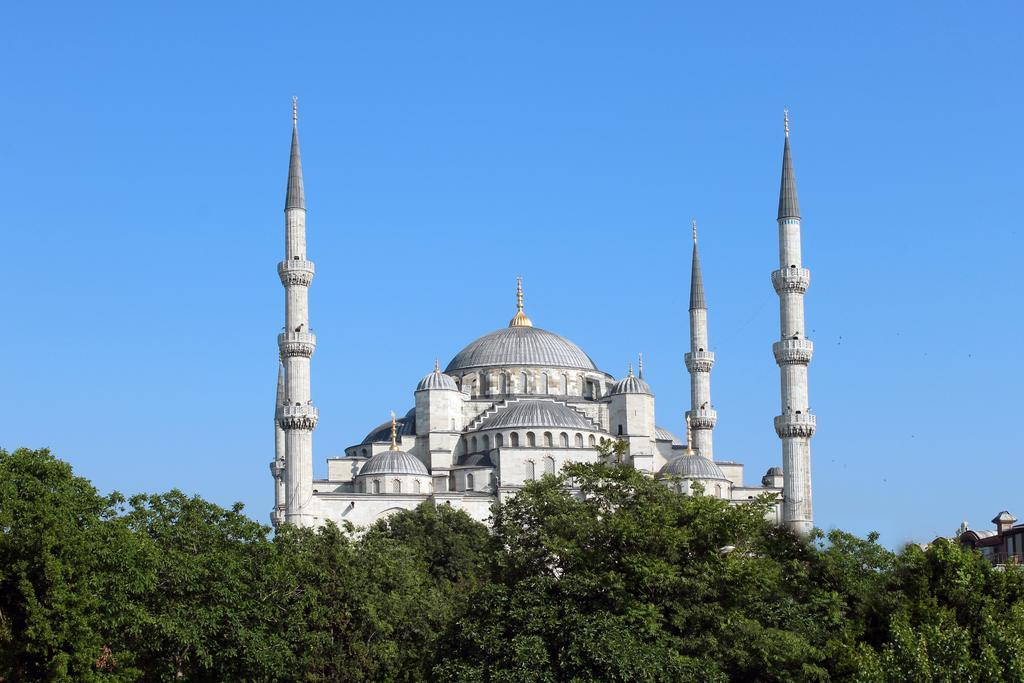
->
(446, 326), (598, 373)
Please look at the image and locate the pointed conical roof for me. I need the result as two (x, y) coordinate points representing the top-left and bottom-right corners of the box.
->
(778, 131), (800, 220)
(285, 99), (305, 210)
(689, 234), (706, 311)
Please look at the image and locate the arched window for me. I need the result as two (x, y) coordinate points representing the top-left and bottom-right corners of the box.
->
(483, 434), (490, 450)
(448, 473), (456, 492)
(588, 434), (597, 447)
(489, 472), (497, 489)
(499, 373), (507, 394)
(543, 432), (553, 447)
(392, 479), (401, 493)
(527, 432), (536, 447)
(544, 456), (555, 475)
(520, 371), (529, 394)
(559, 432), (569, 448)
(414, 480), (421, 494)
(373, 479), (381, 494)
(542, 373), (549, 394)
(471, 436), (478, 452)
(511, 432), (520, 448)
(496, 433), (504, 448)
(359, 479), (366, 493)
(526, 461), (535, 480)
(466, 473), (475, 491)
(617, 424), (623, 435)
(562, 374), (569, 394)
(715, 484), (722, 498)
(574, 433), (583, 448)
(361, 448), (368, 457)
(470, 378), (478, 395)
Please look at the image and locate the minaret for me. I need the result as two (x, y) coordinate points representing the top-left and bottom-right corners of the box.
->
(772, 109), (815, 536)
(278, 97), (318, 527)
(270, 362), (287, 526)
(684, 220), (717, 459)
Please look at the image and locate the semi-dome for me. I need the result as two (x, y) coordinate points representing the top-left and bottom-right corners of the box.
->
(446, 326), (598, 373)
(480, 399), (597, 431)
(362, 408), (416, 444)
(417, 361), (459, 392)
(609, 366), (651, 395)
(659, 454), (728, 480)
(361, 449), (430, 476)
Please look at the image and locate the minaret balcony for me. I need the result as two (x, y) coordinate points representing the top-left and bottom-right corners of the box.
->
(280, 404), (319, 430)
(278, 331), (317, 358)
(774, 413), (816, 438)
(278, 259), (316, 287)
(684, 350), (715, 373)
(771, 267), (810, 294)
(772, 339), (814, 365)
(686, 407), (718, 430)
(269, 460), (284, 477)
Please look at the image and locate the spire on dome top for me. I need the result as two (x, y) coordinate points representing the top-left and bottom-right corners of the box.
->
(434, 357), (440, 373)
(689, 220), (706, 311)
(627, 363), (634, 378)
(778, 108), (800, 220)
(638, 352), (644, 379)
(285, 97), (305, 211)
(389, 410), (399, 451)
(509, 277), (533, 327)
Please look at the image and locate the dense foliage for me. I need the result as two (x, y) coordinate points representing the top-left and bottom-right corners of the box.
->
(2, 447), (1023, 681)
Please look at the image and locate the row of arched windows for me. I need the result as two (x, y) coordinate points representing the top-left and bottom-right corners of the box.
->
(467, 431), (597, 453)
(457, 371), (607, 399)
(524, 456), (558, 481)
(359, 478), (428, 494)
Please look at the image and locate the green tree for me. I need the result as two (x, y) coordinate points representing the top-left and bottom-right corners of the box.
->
(0, 448), (146, 681)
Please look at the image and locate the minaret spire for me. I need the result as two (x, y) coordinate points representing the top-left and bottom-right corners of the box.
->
(389, 411), (400, 451)
(278, 99), (318, 527)
(771, 110), (815, 536)
(637, 352), (644, 379)
(509, 276), (533, 327)
(685, 219), (717, 459)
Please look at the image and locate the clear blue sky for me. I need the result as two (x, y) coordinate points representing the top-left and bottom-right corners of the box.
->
(2, 2), (1022, 546)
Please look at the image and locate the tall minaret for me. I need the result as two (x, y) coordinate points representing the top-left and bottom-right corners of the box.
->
(684, 220), (717, 459)
(278, 97), (318, 527)
(772, 109), (815, 536)
(270, 362), (287, 526)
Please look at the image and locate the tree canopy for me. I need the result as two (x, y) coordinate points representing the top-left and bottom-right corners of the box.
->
(1, 447), (1022, 681)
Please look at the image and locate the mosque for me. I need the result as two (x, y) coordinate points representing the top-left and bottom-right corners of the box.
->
(270, 100), (816, 535)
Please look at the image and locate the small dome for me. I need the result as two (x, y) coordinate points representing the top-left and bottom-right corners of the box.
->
(659, 454), (729, 480)
(655, 426), (681, 444)
(417, 365), (459, 392)
(609, 366), (651, 395)
(765, 466), (784, 476)
(480, 399), (596, 431)
(360, 449), (430, 477)
(362, 409), (416, 445)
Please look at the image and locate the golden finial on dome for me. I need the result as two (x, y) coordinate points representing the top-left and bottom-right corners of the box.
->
(627, 363), (634, 378)
(389, 410), (399, 451)
(784, 107), (790, 138)
(685, 414), (694, 456)
(434, 357), (440, 373)
(509, 276), (533, 327)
